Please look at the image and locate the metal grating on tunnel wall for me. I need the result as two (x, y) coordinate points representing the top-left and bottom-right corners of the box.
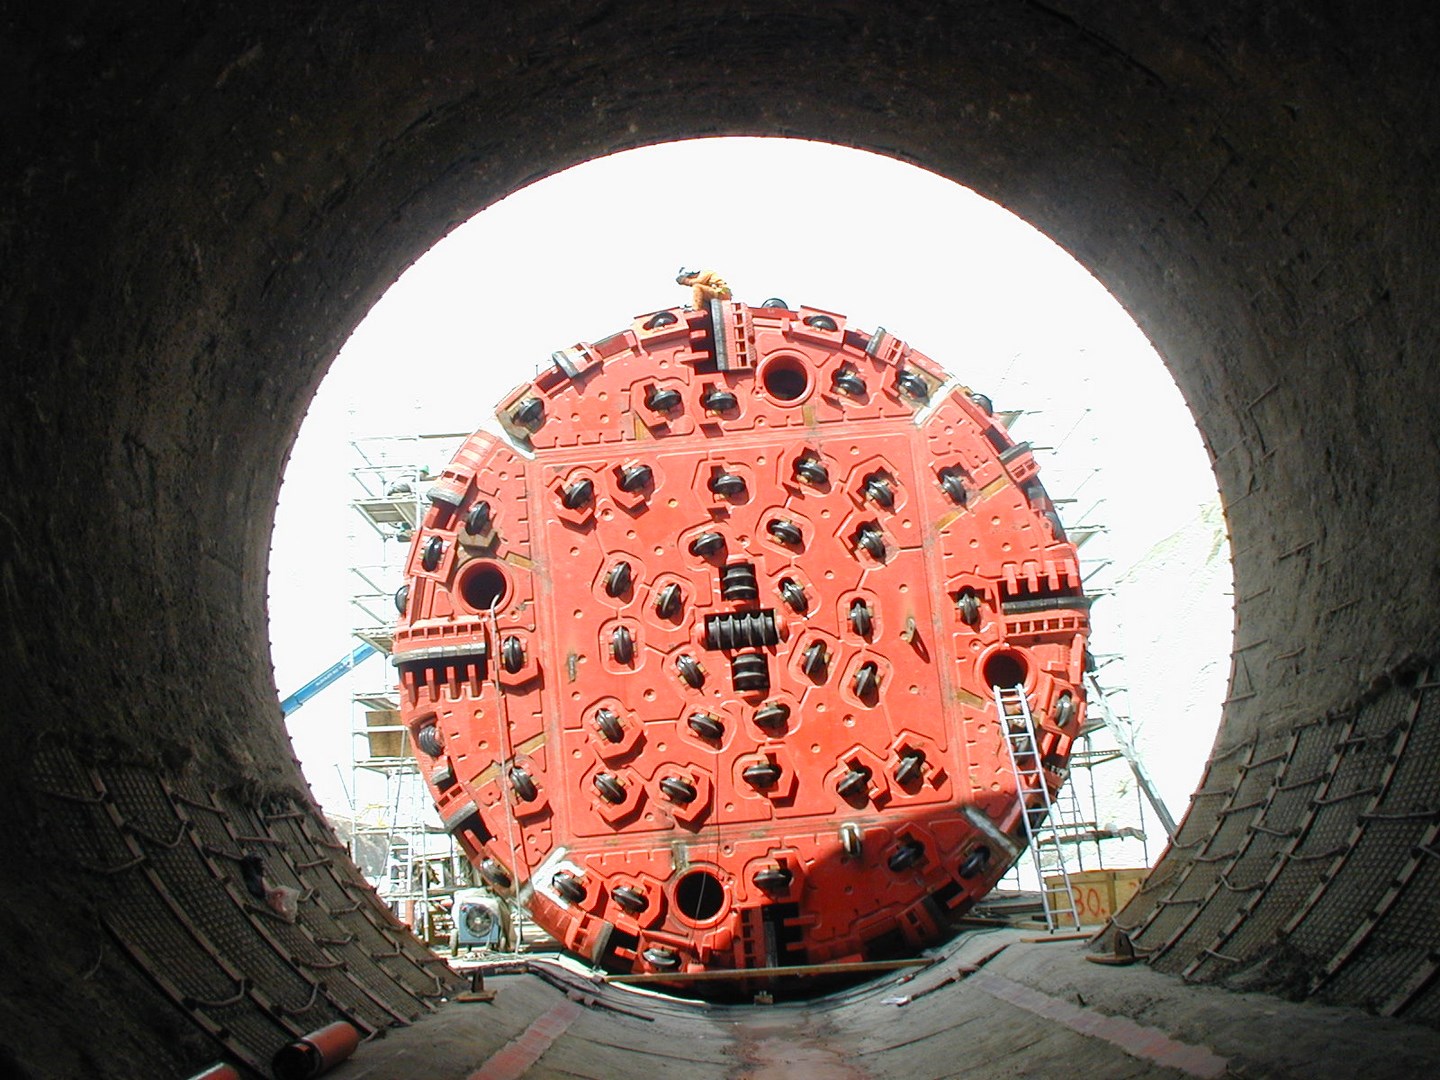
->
(30, 745), (462, 1073)
(1112, 667), (1440, 1019)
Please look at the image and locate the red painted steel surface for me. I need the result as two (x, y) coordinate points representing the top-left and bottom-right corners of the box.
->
(394, 300), (1088, 989)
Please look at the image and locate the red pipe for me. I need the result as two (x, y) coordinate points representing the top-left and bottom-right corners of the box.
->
(184, 1065), (240, 1080)
(271, 1021), (361, 1080)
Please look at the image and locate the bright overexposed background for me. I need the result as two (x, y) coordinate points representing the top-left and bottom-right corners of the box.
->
(267, 138), (1232, 849)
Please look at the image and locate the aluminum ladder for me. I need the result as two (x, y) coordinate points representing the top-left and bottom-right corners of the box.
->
(995, 683), (1082, 932)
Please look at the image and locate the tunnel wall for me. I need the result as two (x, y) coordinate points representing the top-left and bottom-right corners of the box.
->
(5, 2), (1440, 1074)
(1114, 668), (1440, 1017)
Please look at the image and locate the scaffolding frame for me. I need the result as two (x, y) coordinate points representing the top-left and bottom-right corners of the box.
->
(993, 404), (1173, 899)
(347, 431), (472, 944)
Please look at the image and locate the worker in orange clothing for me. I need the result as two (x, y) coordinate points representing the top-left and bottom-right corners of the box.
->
(676, 267), (731, 309)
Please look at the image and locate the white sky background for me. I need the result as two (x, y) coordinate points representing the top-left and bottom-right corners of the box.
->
(268, 138), (1231, 828)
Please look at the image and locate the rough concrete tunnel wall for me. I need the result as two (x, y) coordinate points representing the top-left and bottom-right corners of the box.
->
(4, 2), (1439, 1075)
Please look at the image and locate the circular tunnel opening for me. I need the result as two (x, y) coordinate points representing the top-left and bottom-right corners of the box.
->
(18, 5), (1440, 1074)
(18, 6), (1440, 1075)
(268, 135), (1229, 1019)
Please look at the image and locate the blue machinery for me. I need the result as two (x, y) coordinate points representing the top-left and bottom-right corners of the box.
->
(280, 641), (378, 717)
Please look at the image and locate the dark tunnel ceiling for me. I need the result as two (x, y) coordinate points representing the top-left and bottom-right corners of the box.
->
(5, 3), (1440, 1076)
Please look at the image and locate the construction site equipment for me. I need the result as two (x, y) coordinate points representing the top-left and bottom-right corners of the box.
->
(1084, 671), (1178, 839)
(452, 887), (515, 951)
(1045, 867), (1148, 927)
(996, 683), (1082, 932)
(344, 433), (480, 944)
(271, 1021), (361, 1080)
(393, 299), (1090, 994)
(279, 642), (377, 717)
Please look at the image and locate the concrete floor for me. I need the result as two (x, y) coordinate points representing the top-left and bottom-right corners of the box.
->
(344, 930), (1440, 1079)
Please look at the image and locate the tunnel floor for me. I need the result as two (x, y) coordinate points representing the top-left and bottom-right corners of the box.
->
(343, 929), (1440, 1079)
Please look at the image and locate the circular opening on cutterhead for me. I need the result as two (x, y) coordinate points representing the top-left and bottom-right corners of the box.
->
(457, 560), (509, 612)
(982, 649), (1029, 691)
(674, 869), (726, 922)
(760, 354), (811, 402)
